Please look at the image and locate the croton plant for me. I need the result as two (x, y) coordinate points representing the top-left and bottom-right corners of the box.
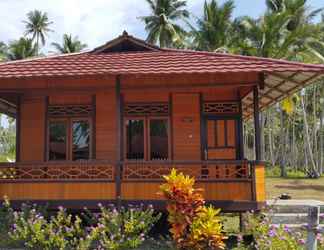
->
(159, 169), (226, 250)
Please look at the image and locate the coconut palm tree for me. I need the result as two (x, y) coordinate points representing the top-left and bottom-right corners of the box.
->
(23, 10), (53, 54)
(139, 0), (189, 48)
(7, 38), (37, 60)
(51, 34), (87, 54)
(190, 0), (235, 52)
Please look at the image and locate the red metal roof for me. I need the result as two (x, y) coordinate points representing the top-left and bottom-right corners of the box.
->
(0, 49), (324, 79)
(0, 32), (324, 117)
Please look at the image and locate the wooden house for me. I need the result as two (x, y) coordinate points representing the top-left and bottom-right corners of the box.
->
(0, 32), (323, 211)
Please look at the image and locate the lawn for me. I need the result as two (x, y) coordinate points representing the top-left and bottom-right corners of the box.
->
(266, 177), (324, 201)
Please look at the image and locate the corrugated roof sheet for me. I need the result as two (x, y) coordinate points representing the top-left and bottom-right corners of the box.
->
(0, 33), (324, 117)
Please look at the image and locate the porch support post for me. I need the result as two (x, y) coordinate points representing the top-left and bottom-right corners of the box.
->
(115, 75), (122, 209)
(16, 95), (21, 162)
(253, 86), (261, 161)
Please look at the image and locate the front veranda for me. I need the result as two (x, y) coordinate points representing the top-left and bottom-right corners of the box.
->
(0, 76), (265, 211)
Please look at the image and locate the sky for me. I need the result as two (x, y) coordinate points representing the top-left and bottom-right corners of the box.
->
(0, 0), (323, 53)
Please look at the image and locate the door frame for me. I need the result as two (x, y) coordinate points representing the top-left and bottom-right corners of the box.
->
(201, 114), (242, 160)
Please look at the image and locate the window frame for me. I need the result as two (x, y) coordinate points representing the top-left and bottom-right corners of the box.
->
(124, 116), (171, 162)
(47, 117), (93, 161)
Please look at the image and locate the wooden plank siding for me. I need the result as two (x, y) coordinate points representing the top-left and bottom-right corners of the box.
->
(172, 93), (201, 160)
(20, 96), (46, 161)
(96, 90), (117, 160)
(254, 163), (266, 202)
(1, 183), (116, 200)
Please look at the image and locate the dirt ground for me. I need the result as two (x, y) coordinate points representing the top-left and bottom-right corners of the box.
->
(266, 177), (324, 201)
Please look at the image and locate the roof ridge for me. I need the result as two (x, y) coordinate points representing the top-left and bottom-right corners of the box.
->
(162, 48), (324, 70)
(91, 32), (161, 53)
(0, 51), (89, 65)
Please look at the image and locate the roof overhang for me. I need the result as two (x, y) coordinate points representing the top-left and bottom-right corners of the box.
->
(242, 71), (324, 118)
(0, 97), (17, 117)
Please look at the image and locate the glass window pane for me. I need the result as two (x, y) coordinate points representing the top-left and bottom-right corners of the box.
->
(72, 120), (90, 160)
(126, 119), (144, 160)
(49, 121), (67, 160)
(150, 119), (168, 160)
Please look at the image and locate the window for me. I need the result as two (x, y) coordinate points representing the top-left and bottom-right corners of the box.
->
(125, 117), (170, 161)
(149, 119), (168, 160)
(48, 118), (92, 161)
(126, 119), (145, 160)
(72, 120), (91, 160)
(49, 121), (67, 160)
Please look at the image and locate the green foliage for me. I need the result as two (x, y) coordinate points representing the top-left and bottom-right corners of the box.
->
(7, 37), (37, 60)
(139, 0), (189, 48)
(190, 0), (235, 51)
(23, 10), (53, 53)
(4, 198), (160, 250)
(234, 207), (324, 250)
(0, 115), (16, 162)
(92, 204), (161, 249)
(51, 34), (87, 54)
(160, 169), (226, 250)
(266, 166), (307, 178)
(0, 196), (15, 247)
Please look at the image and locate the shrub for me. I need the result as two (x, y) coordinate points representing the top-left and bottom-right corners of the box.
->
(93, 203), (161, 250)
(160, 169), (225, 250)
(7, 200), (160, 250)
(9, 206), (93, 250)
(239, 208), (308, 250)
(0, 196), (15, 247)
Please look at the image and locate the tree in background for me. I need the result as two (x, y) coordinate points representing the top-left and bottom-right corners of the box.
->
(190, 0), (235, 52)
(0, 115), (16, 162)
(0, 42), (7, 61)
(7, 38), (37, 60)
(23, 10), (53, 54)
(51, 34), (87, 54)
(139, 0), (190, 48)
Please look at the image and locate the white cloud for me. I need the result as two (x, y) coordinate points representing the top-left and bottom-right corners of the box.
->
(0, 0), (152, 52)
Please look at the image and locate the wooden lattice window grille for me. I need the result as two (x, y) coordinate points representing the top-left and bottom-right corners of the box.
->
(48, 105), (93, 117)
(203, 102), (239, 114)
(124, 103), (169, 116)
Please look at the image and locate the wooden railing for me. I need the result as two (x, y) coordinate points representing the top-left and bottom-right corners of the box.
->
(122, 160), (252, 181)
(0, 160), (255, 182)
(0, 161), (115, 181)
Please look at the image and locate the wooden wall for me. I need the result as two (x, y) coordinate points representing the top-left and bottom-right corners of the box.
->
(121, 182), (252, 201)
(96, 91), (117, 160)
(0, 183), (116, 200)
(20, 96), (45, 161)
(172, 93), (201, 160)
(254, 164), (266, 202)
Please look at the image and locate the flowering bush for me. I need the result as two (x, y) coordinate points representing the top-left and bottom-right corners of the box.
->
(235, 208), (324, 250)
(4, 198), (160, 250)
(0, 196), (15, 247)
(91, 203), (160, 249)
(159, 169), (225, 250)
(9, 206), (93, 250)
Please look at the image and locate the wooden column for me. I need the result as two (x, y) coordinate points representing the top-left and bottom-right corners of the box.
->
(115, 75), (122, 209)
(15, 95), (21, 162)
(253, 86), (261, 161)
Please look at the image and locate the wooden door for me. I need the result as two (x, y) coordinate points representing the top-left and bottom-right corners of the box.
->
(204, 118), (238, 160)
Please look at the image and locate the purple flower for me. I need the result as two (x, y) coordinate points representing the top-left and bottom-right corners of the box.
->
(268, 229), (276, 237)
(58, 206), (64, 211)
(283, 225), (291, 233)
(298, 239), (306, 245)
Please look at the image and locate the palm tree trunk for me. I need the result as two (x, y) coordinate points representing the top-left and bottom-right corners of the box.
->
(280, 108), (287, 177)
(301, 94), (318, 177)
